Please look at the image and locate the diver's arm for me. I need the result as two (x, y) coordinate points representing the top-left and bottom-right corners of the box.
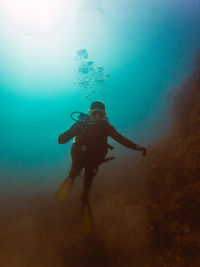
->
(58, 123), (79, 144)
(108, 125), (139, 150)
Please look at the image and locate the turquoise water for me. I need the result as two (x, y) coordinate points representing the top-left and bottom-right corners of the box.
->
(0, 0), (200, 188)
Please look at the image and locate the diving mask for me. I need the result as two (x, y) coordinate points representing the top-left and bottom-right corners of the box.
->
(89, 109), (106, 120)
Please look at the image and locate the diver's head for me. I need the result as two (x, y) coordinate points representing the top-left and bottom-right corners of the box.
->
(89, 101), (106, 120)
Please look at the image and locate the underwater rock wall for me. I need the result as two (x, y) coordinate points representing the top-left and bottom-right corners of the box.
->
(145, 55), (200, 266)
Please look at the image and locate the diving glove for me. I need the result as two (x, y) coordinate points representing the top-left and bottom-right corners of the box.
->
(136, 145), (147, 156)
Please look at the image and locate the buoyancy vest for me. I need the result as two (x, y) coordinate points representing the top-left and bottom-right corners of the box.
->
(72, 118), (114, 163)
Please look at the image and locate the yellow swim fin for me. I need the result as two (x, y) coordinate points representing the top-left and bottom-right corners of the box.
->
(55, 177), (73, 201)
(80, 204), (94, 237)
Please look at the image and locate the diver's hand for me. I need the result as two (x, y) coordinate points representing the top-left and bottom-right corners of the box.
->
(136, 146), (147, 156)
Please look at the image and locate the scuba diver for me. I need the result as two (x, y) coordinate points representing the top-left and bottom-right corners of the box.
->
(56, 101), (146, 206)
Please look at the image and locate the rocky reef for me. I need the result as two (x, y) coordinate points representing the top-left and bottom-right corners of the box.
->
(146, 56), (200, 266)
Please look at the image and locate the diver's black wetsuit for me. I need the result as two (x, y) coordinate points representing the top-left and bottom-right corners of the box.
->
(58, 118), (139, 201)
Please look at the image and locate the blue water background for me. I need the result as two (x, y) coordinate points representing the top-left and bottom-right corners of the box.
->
(0, 0), (200, 190)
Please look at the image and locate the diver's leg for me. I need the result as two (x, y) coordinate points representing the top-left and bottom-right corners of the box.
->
(68, 160), (83, 181)
(81, 166), (98, 205)
(56, 160), (83, 201)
